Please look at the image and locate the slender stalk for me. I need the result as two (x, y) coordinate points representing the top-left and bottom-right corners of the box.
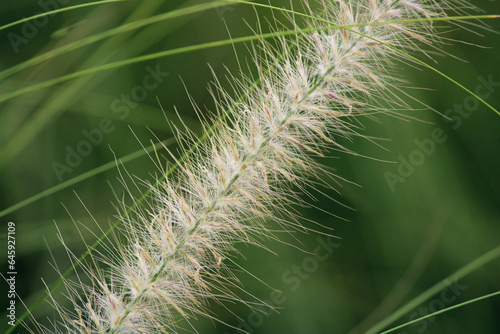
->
(0, 1), (234, 80)
(0, 0), (128, 32)
(366, 245), (500, 334)
(380, 290), (500, 334)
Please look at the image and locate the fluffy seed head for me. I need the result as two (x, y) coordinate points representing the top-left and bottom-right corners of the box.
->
(36, 1), (477, 333)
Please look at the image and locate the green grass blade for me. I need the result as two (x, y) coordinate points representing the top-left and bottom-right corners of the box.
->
(0, 27), (319, 106)
(2, 12), (497, 106)
(365, 245), (500, 334)
(0, 139), (174, 219)
(0, 0), (129, 33)
(380, 290), (500, 334)
(0, 0), (209, 170)
(0, 1), (234, 80)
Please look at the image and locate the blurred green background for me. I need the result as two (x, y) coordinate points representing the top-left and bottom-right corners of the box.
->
(0, 0), (499, 333)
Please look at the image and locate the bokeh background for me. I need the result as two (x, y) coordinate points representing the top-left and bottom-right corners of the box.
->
(1, 0), (499, 333)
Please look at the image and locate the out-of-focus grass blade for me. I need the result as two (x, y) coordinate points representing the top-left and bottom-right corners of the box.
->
(0, 26), (330, 105)
(380, 291), (500, 333)
(0, 0), (128, 33)
(366, 245), (500, 334)
(0, 0), (212, 171)
(0, 138), (175, 219)
(0, 1), (234, 80)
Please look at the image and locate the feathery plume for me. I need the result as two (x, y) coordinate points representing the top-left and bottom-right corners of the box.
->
(35, 1), (478, 333)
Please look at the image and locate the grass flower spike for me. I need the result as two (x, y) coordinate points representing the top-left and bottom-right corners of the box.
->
(24, 0), (491, 333)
